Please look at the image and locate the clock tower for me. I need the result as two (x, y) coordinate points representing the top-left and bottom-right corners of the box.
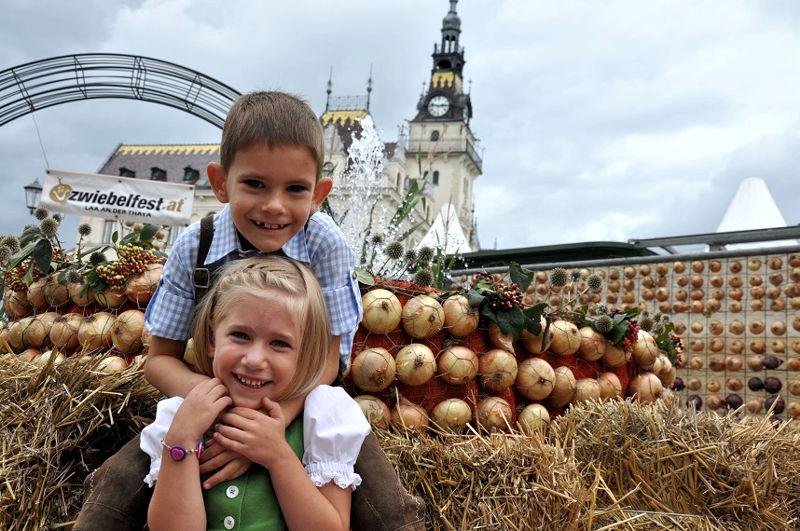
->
(407, 0), (481, 250)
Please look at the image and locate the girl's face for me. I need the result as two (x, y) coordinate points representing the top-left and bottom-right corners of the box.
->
(210, 291), (299, 409)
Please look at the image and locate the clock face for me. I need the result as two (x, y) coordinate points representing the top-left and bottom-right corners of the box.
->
(427, 95), (450, 117)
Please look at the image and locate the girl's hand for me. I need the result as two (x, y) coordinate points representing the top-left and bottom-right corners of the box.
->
(199, 440), (252, 490)
(213, 397), (292, 469)
(169, 378), (232, 442)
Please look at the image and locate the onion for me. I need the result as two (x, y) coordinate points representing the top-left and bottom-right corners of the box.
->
(788, 402), (800, 419)
(628, 373), (663, 403)
(706, 395), (723, 411)
(391, 401), (429, 431)
(686, 394), (703, 410)
(597, 372), (622, 399)
(763, 377), (782, 394)
(687, 378), (702, 391)
(69, 280), (95, 306)
(43, 275), (70, 308)
(3, 289), (31, 319)
(520, 316), (551, 354)
(726, 378), (743, 392)
(354, 395), (391, 428)
(27, 277), (48, 310)
(22, 315), (52, 349)
(111, 310), (146, 354)
(661, 365), (677, 389)
(437, 346), (479, 385)
(762, 356), (783, 370)
(442, 295), (479, 337)
(516, 357), (555, 400)
(725, 355), (743, 372)
(517, 404), (550, 435)
(401, 295), (444, 339)
(96, 287), (127, 309)
(50, 313), (83, 350)
(478, 349), (518, 392)
(431, 398), (472, 432)
(577, 326), (606, 361)
(350, 347), (395, 392)
(746, 399), (764, 414)
(632, 330), (657, 370)
(36, 349), (65, 366)
(709, 356), (725, 372)
(476, 396), (513, 432)
(789, 380), (800, 396)
(748, 377), (764, 391)
(602, 344), (629, 367)
(97, 355), (128, 374)
(19, 348), (42, 362)
(361, 289), (402, 334)
(125, 263), (163, 306)
(488, 321), (515, 353)
(78, 312), (116, 351)
(574, 378), (601, 403)
(549, 320), (580, 356)
(747, 356), (764, 371)
(707, 380), (721, 393)
(671, 377), (685, 391)
(547, 366), (576, 407)
(765, 395), (785, 415)
(8, 317), (34, 351)
(394, 344), (435, 386)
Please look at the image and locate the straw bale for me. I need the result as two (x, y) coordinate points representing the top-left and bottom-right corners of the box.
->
(0, 354), (159, 529)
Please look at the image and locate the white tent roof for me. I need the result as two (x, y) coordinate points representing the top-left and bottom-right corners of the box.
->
(716, 178), (797, 249)
(417, 203), (473, 254)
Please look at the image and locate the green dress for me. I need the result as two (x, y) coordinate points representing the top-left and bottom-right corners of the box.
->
(203, 418), (304, 531)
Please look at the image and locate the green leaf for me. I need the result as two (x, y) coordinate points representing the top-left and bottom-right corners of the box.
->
(395, 220), (427, 242)
(19, 226), (41, 247)
(111, 230), (119, 244)
(140, 224), (159, 242)
(31, 238), (53, 275)
(495, 311), (512, 335)
(23, 264), (34, 284)
(355, 268), (376, 286)
(507, 306), (526, 339)
(8, 241), (37, 269)
(467, 289), (485, 308)
(508, 262), (534, 292)
(609, 321), (628, 344)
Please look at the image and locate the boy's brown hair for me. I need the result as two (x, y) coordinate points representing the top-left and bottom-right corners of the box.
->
(220, 91), (324, 177)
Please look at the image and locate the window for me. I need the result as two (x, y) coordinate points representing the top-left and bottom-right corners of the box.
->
(102, 220), (116, 244)
(119, 167), (135, 178)
(168, 226), (183, 246)
(432, 171), (440, 185)
(430, 130), (440, 141)
(396, 172), (401, 188)
(403, 177), (410, 192)
(150, 167), (167, 181)
(183, 166), (199, 183)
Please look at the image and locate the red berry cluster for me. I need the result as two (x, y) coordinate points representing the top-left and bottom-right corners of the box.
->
(489, 283), (524, 312)
(670, 332), (685, 368)
(96, 244), (165, 288)
(472, 271), (493, 287)
(3, 259), (44, 292)
(621, 318), (640, 352)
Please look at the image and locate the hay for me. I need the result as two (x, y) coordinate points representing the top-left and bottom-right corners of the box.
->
(2, 359), (799, 530)
(0, 354), (160, 529)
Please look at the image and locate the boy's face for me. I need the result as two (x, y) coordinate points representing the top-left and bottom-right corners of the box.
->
(208, 143), (331, 252)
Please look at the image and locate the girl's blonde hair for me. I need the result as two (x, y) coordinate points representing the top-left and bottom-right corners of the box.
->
(190, 255), (330, 401)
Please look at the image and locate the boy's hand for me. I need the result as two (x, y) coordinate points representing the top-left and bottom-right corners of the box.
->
(170, 378), (231, 441)
(213, 397), (292, 469)
(199, 441), (252, 490)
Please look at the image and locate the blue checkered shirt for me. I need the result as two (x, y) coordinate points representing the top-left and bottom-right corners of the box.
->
(144, 205), (363, 369)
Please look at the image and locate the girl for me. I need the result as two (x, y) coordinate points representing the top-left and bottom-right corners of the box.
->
(141, 256), (370, 530)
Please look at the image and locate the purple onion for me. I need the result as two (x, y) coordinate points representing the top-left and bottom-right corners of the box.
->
(748, 377), (764, 392)
(762, 356), (783, 370)
(765, 395), (785, 415)
(671, 377), (685, 392)
(686, 394), (703, 410)
(763, 377), (783, 394)
(724, 394), (743, 410)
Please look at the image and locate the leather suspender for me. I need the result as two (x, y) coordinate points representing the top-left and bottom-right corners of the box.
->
(193, 214), (215, 302)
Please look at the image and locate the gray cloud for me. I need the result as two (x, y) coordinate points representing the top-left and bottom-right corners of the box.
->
(1, 0), (799, 250)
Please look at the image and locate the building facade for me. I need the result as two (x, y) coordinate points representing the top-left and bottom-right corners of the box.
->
(81, 0), (482, 253)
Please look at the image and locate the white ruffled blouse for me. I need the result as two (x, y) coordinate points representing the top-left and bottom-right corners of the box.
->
(140, 385), (370, 490)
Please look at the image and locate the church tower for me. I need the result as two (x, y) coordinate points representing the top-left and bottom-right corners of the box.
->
(406, 0), (481, 249)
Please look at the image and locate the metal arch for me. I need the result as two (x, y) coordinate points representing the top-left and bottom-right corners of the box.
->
(0, 53), (242, 129)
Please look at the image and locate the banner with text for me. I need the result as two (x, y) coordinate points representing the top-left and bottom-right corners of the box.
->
(40, 169), (194, 226)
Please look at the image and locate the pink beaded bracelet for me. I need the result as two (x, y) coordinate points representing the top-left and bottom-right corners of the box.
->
(161, 439), (204, 462)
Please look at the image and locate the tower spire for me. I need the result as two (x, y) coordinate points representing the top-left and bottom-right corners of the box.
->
(325, 67), (333, 112)
(366, 64), (373, 111)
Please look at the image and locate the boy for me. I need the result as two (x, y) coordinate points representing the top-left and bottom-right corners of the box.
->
(74, 92), (423, 530)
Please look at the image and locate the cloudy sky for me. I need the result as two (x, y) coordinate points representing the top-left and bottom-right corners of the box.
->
(2, 0), (799, 250)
